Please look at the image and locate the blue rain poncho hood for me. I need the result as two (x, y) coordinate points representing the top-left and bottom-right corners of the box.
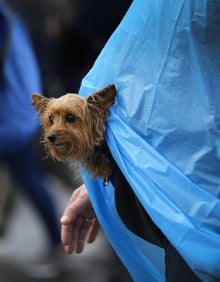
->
(78, 0), (220, 281)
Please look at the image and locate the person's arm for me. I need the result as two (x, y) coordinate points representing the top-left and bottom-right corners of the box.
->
(60, 184), (100, 254)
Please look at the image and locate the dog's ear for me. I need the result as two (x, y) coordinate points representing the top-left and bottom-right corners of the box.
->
(32, 94), (50, 115)
(87, 84), (116, 111)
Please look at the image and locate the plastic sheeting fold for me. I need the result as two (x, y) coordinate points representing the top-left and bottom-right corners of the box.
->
(79, 0), (220, 281)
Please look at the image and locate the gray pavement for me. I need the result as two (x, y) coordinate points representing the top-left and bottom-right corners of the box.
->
(0, 168), (132, 282)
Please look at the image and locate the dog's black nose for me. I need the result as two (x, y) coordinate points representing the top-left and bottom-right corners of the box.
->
(47, 134), (56, 143)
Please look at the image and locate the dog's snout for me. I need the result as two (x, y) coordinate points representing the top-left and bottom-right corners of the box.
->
(47, 134), (56, 143)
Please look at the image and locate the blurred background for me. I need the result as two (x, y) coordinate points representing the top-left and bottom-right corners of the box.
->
(0, 0), (133, 281)
(7, 0), (132, 96)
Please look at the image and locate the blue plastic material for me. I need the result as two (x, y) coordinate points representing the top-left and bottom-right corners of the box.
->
(79, 0), (220, 281)
(0, 4), (41, 153)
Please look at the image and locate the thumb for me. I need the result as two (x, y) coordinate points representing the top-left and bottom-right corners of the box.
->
(87, 219), (100, 243)
(60, 214), (72, 225)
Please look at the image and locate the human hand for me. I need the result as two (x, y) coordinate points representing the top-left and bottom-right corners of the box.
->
(60, 184), (100, 254)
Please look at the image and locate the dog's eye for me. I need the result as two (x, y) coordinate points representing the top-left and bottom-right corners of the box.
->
(49, 116), (54, 124)
(66, 113), (76, 123)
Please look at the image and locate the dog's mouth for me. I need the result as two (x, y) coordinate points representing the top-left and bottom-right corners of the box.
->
(46, 134), (67, 148)
(45, 133), (82, 160)
(53, 142), (65, 147)
(48, 143), (72, 162)
(51, 142), (69, 152)
(46, 138), (69, 153)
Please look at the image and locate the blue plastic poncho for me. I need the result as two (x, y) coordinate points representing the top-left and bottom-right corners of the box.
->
(79, 0), (220, 281)
(0, 3), (41, 153)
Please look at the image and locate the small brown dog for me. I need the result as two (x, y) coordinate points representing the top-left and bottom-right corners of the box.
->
(32, 85), (116, 180)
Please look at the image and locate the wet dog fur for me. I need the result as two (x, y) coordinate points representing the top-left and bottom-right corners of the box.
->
(32, 85), (116, 179)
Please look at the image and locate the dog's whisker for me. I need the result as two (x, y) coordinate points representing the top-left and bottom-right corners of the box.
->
(42, 151), (50, 161)
(90, 94), (96, 102)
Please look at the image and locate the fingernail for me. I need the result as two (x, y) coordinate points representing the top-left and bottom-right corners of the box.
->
(61, 215), (70, 224)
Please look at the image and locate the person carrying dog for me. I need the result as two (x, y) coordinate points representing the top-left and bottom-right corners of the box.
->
(58, 0), (219, 281)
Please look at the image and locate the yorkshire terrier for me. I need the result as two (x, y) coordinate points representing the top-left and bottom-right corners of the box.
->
(32, 85), (116, 181)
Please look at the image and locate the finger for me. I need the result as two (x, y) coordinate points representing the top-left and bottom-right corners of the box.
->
(61, 223), (73, 247)
(61, 215), (84, 253)
(60, 200), (79, 225)
(65, 242), (75, 254)
(60, 185), (90, 225)
(87, 219), (100, 243)
(75, 220), (93, 253)
(71, 215), (84, 243)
